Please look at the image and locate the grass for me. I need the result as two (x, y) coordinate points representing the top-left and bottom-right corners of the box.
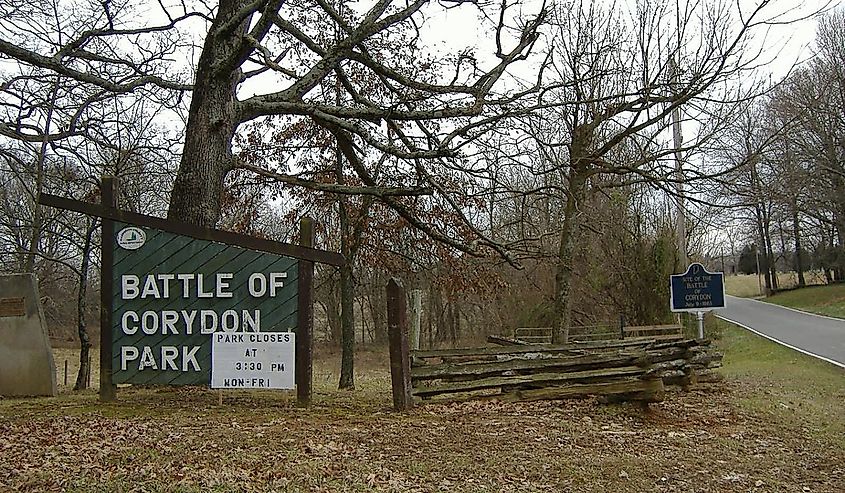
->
(723, 271), (845, 318)
(765, 283), (845, 319)
(723, 271), (830, 298)
(2, 332), (844, 492)
(718, 320), (845, 447)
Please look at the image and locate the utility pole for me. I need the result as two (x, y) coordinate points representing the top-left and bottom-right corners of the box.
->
(670, 57), (686, 269)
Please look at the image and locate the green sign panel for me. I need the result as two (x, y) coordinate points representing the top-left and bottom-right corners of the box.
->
(111, 222), (298, 385)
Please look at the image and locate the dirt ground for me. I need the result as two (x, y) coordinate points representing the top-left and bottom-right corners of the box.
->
(1, 367), (843, 492)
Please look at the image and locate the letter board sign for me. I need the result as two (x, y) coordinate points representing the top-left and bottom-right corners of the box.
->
(211, 332), (295, 389)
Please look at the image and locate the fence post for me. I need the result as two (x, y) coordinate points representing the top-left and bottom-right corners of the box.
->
(409, 289), (422, 351)
(619, 315), (625, 340)
(387, 278), (413, 411)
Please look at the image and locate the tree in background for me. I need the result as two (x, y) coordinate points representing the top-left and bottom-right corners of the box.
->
(472, 0), (789, 341)
(738, 244), (758, 275)
(712, 8), (845, 287)
(0, 0), (182, 386)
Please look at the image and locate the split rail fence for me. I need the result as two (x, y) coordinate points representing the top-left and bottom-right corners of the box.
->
(387, 279), (722, 411)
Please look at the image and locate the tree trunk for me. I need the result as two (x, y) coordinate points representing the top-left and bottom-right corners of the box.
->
(766, 225), (778, 291)
(24, 79), (61, 273)
(432, 288), (445, 343)
(447, 301), (458, 347)
(338, 261), (355, 389)
(167, 2), (251, 226)
(368, 284), (387, 344)
(323, 297), (341, 345)
(792, 205), (806, 287)
(835, 218), (845, 283)
(337, 140), (355, 389)
(74, 218), (97, 390)
(750, 162), (774, 294)
(427, 285), (435, 349)
(552, 124), (591, 344)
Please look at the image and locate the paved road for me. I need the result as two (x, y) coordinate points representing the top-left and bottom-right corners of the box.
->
(716, 295), (845, 369)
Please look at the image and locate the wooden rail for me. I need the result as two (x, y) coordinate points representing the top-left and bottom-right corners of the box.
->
(510, 324), (685, 344)
(410, 346), (664, 403)
(623, 324), (684, 340)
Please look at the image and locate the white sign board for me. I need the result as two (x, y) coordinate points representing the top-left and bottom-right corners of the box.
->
(211, 332), (295, 389)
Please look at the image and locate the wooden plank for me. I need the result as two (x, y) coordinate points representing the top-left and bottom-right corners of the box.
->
(501, 377), (664, 403)
(411, 352), (648, 381)
(412, 339), (653, 360)
(39, 193), (345, 266)
(411, 366), (647, 398)
(570, 332), (619, 341)
(515, 335), (552, 342)
(649, 338), (705, 350)
(643, 346), (688, 363)
(645, 359), (687, 376)
(515, 327), (552, 335)
(625, 324), (684, 331)
(486, 335), (526, 346)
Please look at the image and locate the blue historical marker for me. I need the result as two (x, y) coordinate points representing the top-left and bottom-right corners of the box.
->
(670, 263), (726, 313)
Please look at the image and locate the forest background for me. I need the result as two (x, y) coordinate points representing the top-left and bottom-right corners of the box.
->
(1, 0), (844, 391)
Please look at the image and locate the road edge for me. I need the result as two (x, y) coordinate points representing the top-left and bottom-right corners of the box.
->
(715, 314), (845, 370)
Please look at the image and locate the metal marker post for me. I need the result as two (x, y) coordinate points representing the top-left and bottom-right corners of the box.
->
(696, 311), (704, 339)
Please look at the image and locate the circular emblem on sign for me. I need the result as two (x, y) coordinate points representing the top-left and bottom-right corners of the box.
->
(117, 227), (146, 250)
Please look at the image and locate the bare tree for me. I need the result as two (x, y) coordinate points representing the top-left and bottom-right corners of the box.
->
(470, 0), (794, 341)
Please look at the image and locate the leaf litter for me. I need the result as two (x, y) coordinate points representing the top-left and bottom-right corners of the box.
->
(0, 377), (842, 492)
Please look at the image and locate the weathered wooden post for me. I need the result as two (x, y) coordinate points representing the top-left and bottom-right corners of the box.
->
(296, 217), (315, 407)
(387, 278), (413, 411)
(99, 176), (117, 402)
(409, 289), (422, 351)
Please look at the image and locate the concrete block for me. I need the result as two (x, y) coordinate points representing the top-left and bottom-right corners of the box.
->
(0, 274), (57, 397)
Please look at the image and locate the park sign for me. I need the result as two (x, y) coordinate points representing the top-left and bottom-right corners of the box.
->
(670, 263), (726, 313)
(112, 221), (298, 385)
(38, 177), (344, 403)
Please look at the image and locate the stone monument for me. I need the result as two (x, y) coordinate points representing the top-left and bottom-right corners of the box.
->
(0, 274), (57, 397)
